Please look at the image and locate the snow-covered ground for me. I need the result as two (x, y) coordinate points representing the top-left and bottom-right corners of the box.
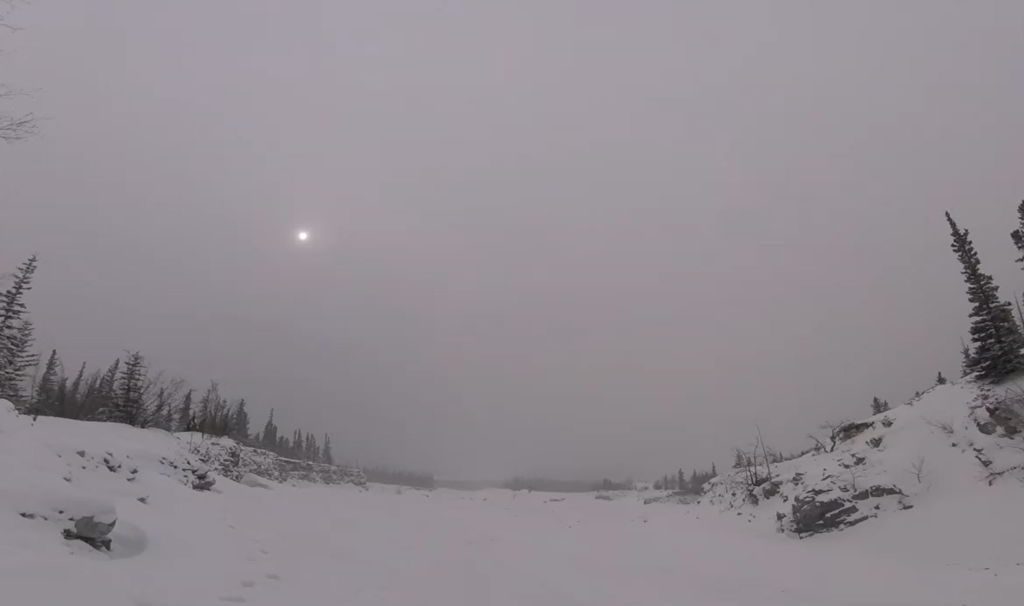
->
(4, 391), (1024, 605)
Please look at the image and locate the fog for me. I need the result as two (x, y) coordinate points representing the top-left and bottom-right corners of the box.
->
(2, 1), (1024, 481)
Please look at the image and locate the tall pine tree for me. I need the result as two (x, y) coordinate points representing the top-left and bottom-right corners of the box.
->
(946, 212), (1024, 380)
(0, 256), (38, 404)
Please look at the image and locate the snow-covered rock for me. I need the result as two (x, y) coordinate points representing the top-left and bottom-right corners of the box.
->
(181, 433), (367, 487)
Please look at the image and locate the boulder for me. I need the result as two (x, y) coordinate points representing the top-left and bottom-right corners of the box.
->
(63, 511), (117, 551)
(834, 421), (875, 443)
(790, 495), (868, 536)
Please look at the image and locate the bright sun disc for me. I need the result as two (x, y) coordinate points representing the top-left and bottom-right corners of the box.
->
(297, 231), (309, 242)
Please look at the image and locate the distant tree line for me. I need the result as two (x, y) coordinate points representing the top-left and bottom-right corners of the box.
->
(502, 476), (635, 493)
(0, 256), (336, 467)
(652, 465), (717, 494)
(363, 467), (435, 489)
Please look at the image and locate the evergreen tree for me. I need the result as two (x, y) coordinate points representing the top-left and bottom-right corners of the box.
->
(149, 387), (168, 430)
(711, 462), (717, 477)
(261, 409), (278, 449)
(960, 338), (972, 378)
(66, 361), (87, 419)
(1011, 200), (1024, 265)
(946, 212), (1024, 380)
(936, 371), (948, 385)
(162, 391), (176, 429)
(322, 434), (334, 465)
(102, 351), (147, 425)
(95, 358), (120, 415)
(33, 349), (61, 416)
(197, 382), (221, 434)
(177, 389), (194, 431)
(871, 396), (890, 415)
(733, 450), (745, 469)
(0, 256), (38, 404)
(54, 376), (68, 419)
(677, 469), (685, 492)
(230, 398), (250, 441)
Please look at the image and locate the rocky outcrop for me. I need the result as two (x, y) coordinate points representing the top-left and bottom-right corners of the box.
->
(786, 484), (904, 537)
(183, 437), (367, 488)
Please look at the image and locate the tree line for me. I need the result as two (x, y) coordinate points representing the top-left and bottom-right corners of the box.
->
(0, 256), (335, 466)
(652, 465), (717, 494)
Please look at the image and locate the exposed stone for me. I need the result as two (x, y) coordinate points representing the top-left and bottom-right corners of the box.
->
(63, 514), (116, 551)
(984, 401), (1024, 436)
(761, 481), (781, 500)
(834, 421), (875, 443)
(790, 495), (869, 536)
(976, 420), (997, 435)
(852, 485), (902, 501)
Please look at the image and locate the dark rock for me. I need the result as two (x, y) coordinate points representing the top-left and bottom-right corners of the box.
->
(63, 514), (116, 551)
(835, 421), (875, 443)
(984, 402), (1024, 436)
(976, 420), (997, 435)
(852, 485), (902, 501)
(761, 481), (781, 499)
(790, 494), (873, 536)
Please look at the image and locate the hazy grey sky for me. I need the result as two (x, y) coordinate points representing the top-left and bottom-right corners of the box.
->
(3, 1), (1024, 480)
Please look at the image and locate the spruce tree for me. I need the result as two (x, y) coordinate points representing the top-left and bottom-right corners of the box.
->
(33, 349), (61, 416)
(197, 382), (221, 434)
(677, 469), (685, 492)
(95, 358), (120, 415)
(871, 396), (890, 415)
(322, 434), (334, 465)
(66, 362), (87, 419)
(231, 398), (250, 441)
(177, 389), (193, 432)
(1011, 200), (1024, 265)
(261, 409), (277, 449)
(936, 371), (948, 385)
(0, 256), (38, 403)
(103, 351), (147, 425)
(946, 212), (1024, 380)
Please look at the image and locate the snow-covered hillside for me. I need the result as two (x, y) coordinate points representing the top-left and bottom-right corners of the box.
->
(4, 391), (1024, 605)
(700, 380), (1024, 538)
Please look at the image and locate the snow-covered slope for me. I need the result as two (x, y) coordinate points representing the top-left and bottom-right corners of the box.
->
(5, 394), (1024, 605)
(701, 380), (1024, 537)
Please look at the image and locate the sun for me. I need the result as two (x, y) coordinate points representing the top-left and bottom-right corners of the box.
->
(297, 230), (310, 242)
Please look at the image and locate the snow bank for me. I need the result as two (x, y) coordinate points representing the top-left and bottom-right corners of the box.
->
(700, 380), (1024, 536)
